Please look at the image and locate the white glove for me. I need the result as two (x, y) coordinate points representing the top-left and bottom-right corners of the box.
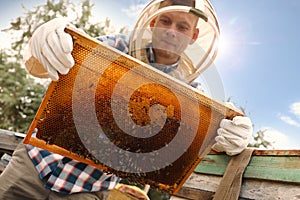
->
(212, 116), (253, 156)
(23, 18), (74, 81)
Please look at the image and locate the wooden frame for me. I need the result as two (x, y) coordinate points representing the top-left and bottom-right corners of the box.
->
(24, 26), (243, 194)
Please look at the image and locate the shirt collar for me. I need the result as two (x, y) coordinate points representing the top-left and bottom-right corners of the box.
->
(146, 43), (181, 73)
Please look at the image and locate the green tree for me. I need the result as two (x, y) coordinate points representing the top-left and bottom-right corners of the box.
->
(0, 0), (119, 132)
(5, 0), (117, 59)
(249, 128), (273, 149)
(0, 51), (45, 132)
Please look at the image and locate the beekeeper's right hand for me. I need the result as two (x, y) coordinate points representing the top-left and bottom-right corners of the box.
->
(23, 18), (74, 81)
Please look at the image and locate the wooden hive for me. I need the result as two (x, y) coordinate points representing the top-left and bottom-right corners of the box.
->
(24, 26), (243, 194)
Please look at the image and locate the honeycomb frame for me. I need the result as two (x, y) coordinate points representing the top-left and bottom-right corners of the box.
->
(24, 26), (243, 194)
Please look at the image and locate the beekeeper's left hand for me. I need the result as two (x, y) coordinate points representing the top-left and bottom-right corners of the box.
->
(212, 115), (253, 156)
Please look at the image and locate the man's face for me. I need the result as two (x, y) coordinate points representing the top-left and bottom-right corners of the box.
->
(150, 11), (199, 65)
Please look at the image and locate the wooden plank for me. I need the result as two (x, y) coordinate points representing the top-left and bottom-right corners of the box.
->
(244, 156), (300, 183)
(173, 186), (214, 200)
(195, 154), (230, 176)
(0, 153), (11, 174)
(195, 150), (300, 183)
(0, 129), (23, 153)
(171, 173), (300, 200)
(212, 148), (254, 200)
(252, 149), (300, 156)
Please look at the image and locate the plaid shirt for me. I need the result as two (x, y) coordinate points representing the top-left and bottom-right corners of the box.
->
(26, 34), (197, 194)
(26, 144), (120, 194)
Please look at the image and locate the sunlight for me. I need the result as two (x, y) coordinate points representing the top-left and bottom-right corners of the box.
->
(214, 31), (235, 66)
(0, 32), (11, 50)
(218, 33), (229, 55)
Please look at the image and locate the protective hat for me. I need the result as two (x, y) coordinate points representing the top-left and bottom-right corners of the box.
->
(129, 0), (220, 84)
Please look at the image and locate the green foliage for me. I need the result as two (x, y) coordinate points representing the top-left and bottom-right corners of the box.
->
(5, 0), (114, 59)
(249, 129), (273, 149)
(0, 0), (118, 132)
(0, 51), (45, 132)
(6, 0), (73, 59)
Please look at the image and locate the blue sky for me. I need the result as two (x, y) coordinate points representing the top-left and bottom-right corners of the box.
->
(1, 0), (300, 149)
(210, 0), (300, 149)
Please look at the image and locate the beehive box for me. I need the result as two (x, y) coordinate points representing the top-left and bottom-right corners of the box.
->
(24, 26), (243, 194)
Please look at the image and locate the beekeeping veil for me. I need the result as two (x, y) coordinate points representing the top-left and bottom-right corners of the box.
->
(129, 0), (220, 84)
